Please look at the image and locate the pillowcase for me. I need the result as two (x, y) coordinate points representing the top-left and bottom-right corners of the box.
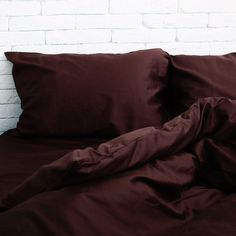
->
(166, 53), (236, 117)
(5, 49), (170, 138)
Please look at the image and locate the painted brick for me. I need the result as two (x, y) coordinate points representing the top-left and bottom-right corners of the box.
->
(110, 0), (178, 13)
(0, 61), (13, 75)
(0, 47), (11, 60)
(46, 30), (111, 44)
(42, 0), (108, 15)
(209, 14), (236, 27)
(180, 0), (236, 13)
(0, 1), (41, 16)
(10, 16), (76, 31)
(146, 42), (209, 55)
(0, 104), (22, 118)
(210, 42), (236, 55)
(0, 75), (16, 89)
(0, 90), (20, 104)
(0, 32), (45, 46)
(0, 118), (18, 132)
(144, 14), (208, 28)
(177, 28), (236, 42)
(12, 45), (78, 54)
(76, 14), (142, 29)
(77, 43), (146, 53)
(0, 17), (8, 31)
(112, 29), (176, 43)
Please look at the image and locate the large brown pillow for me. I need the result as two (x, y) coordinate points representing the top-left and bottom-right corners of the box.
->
(167, 53), (236, 117)
(5, 49), (169, 138)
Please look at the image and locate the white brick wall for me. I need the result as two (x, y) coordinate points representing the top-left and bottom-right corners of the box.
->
(0, 0), (236, 132)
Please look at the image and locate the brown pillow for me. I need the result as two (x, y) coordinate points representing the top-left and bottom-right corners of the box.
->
(5, 49), (169, 138)
(167, 53), (236, 117)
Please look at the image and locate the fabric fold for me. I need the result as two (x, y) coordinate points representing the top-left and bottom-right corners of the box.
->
(1, 97), (236, 210)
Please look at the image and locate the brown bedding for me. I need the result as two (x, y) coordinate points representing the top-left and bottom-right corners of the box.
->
(0, 97), (235, 236)
(0, 130), (106, 202)
(5, 49), (169, 138)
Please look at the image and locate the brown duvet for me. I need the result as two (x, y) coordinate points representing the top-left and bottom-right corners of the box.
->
(0, 97), (236, 236)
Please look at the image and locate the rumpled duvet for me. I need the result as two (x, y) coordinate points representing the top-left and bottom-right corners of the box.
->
(0, 97), (236, 236)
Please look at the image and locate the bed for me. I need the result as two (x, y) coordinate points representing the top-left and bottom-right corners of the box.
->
(0, 49), (235, 236)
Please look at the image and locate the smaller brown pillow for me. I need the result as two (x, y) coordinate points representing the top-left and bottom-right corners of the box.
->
(167, 53), (236, 117)
(5, 49), (169, 138)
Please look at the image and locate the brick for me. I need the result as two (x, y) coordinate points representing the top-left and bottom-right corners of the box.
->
(42, 0), (108, 15)
(177, 28), (236, 42)
(144, 14), (208, 28)
(10, 16), (76, 31)
(0, 32), (45, 46)
(12, 45), (78, 54)
(46, 30), (111, 44)
(0, 61), (12, 75)
(0, 118), (18, 132)
(112, 29), (175, 43)
(0, 47), (11, 60)
(0, 1), (40, 16)
(77, 43), (146, 53)
(0, 17), (8, 31)
(146, 42), (210, 55)
(0, 104), (22, 118)
(0, 75), (16, 89)
(76, 14), (141, 29)
(180, 0), (236, 13)
(0, 89), (20, 104)
(209, 14), (236, 27)
(210, 42), (236, 55)
(110, 0), (178, 13)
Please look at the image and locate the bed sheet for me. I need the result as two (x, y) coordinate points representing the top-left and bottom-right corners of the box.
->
(0, 98), (236, 236)
(0, 129), (106, 201)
